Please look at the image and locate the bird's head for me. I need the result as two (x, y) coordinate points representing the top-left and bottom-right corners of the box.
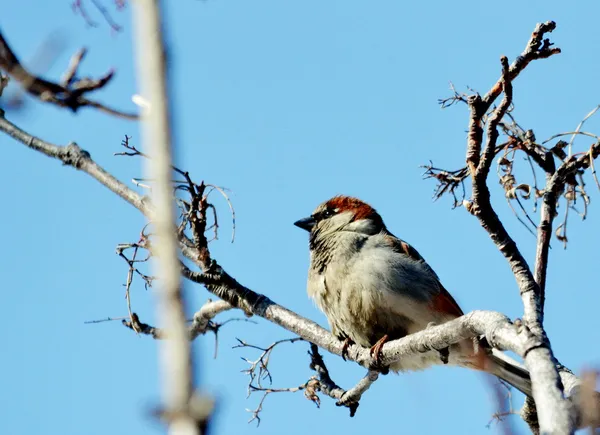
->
(294, 195), (385, 237)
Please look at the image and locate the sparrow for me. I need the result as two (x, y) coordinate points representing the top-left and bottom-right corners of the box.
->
(295, 195), (532, 396)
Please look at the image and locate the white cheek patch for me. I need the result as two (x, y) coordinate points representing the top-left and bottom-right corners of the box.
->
(344, 219), (379, 235)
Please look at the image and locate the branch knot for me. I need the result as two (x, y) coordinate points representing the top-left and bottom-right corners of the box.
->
(62, 142), (91, 169)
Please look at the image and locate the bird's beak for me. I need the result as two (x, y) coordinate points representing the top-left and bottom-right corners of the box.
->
(294, 216), (316, 232)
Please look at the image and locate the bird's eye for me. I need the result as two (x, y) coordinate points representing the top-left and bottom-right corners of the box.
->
(321, 208), (337, 219)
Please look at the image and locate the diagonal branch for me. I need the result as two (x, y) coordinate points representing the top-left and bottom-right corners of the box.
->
(308, 344), (378, 417)
(0, 30), (137, 119)
(480, 21), (560, 113)
(122, 299), (235, 342)
(0, 110), (148, 211)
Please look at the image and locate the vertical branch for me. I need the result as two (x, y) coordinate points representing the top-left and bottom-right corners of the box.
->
(131, 1), (198, 434)
(466, 93), (484, 176)
(465, 50), (575, 433)
(535, 144), (599, 318)
(477, 56), (512, 178)
(533, 168), (556, 318)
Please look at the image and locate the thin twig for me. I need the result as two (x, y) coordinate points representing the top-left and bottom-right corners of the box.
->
(84, 316), (128, 324)
(567, 105), (600, 157)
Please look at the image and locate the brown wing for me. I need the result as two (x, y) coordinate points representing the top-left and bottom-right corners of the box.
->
(430, 284), (464, 317)
(383, 231), (464, 318)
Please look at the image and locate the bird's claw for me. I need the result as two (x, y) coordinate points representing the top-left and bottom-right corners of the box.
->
(341, 337), (354, 361)
(436, 346), (449, 365)
(427, 323), (450, 364)
(369, 334), (390, 374)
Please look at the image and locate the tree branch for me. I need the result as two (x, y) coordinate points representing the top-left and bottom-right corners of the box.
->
(0, 110), (148, 212)
(308, 343), (378, 417)
(534, 143), (600, 313)
(462, 23), (574, 433)
(0, 31), (137, 119)
(480, 21), (560, 113)
(121, 300), (234, 340)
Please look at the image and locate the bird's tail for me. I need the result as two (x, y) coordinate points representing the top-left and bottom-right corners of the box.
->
(483, 350), (532, 397)
(457, 339), (532, 397)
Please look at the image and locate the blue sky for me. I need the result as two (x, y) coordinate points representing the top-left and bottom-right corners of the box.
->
(1, 1), (599, 434)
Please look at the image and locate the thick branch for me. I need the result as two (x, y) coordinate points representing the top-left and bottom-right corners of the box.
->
(181, 263), (525, 369)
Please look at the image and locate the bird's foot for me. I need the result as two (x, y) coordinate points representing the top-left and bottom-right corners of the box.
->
(437, 346), (450, 365)
(369, 335), (390, 374)
(426, 322), (449, 364)
(341, 337), (355, 361)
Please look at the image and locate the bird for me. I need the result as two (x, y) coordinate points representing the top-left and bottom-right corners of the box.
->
(294, 195), (532, 396)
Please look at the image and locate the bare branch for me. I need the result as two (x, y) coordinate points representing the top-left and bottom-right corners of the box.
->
(122, 312), (163, 338)
(0, 112), (148, 212)
(476, 55), (512, 179)
(308, 344), (378, 417)
(536, 141), (600, 292)
(245, 383), (310, 426)
(567, 105), (600, 157)
(446, 23), (575, 432)
(61, 47), (88, 87)
(72, 0), (125, 32)
(0, 31), (136, 119)
(117, 241), (154, 331)
(121, 299), (235, 341)
(235, 337), (309, 424)
(189, 300), (233, 340)
(84, 316), (128, 324)
(480, 21), (560, 114)
(235, 337), (304, 390)
(0, 71), (9, 96)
